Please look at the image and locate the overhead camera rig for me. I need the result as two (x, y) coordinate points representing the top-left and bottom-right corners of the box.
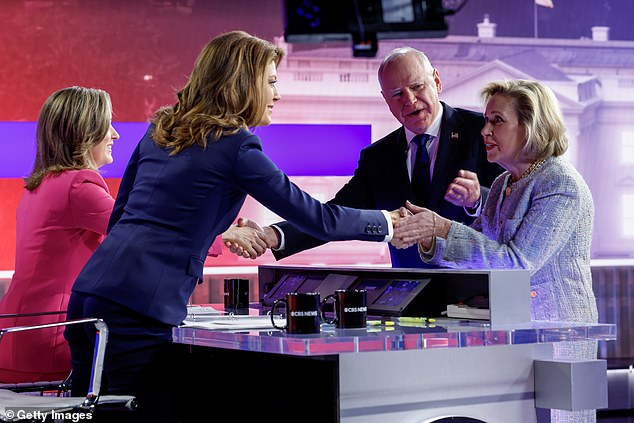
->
(283, 0), (468, 57)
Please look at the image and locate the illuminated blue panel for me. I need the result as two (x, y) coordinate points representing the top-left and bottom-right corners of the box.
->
(0, 122), (370, 178)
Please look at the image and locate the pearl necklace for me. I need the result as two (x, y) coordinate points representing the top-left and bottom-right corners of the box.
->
(504, 158), (547, 197)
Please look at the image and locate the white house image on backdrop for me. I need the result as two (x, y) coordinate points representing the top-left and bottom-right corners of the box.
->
(258, 16), (634, 264)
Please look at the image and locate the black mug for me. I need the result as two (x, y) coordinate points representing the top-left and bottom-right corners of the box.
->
(271, 292), (321, 334)
(322, 289), (367, 329)
(224, 278), (249, 312)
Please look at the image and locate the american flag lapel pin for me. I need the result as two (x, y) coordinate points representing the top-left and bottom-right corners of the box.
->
(451, 132), (459, 139)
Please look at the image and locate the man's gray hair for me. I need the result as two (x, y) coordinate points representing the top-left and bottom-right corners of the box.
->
(378, 47), (434, 79)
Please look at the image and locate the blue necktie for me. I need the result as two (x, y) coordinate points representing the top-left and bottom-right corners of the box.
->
(411, 134), (432, 206)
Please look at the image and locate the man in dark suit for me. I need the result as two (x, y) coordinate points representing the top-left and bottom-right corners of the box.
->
(263, 47), (503, 267)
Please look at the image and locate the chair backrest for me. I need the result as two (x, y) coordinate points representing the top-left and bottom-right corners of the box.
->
(0, 317), (108, 408)
(0, 312), (71, 396)
(0, 318), (136, 422)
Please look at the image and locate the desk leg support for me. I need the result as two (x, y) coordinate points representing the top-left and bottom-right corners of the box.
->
(534, 359), (607, 411)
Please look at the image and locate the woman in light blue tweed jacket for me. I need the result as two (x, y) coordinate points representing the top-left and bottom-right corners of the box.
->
(393, 79), (598, 422)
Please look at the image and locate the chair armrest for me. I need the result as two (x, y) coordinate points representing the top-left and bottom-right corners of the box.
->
(0, 318), (108, 407)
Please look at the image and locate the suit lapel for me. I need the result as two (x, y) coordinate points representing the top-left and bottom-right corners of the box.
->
(429, 102), (458, 209)
(391, 128), (416, 204)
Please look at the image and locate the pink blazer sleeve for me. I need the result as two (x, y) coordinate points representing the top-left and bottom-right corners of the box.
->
(69, 170), (115, 235)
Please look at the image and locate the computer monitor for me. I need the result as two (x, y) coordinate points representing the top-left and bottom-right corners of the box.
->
(370, 278), (431, 314)
(297, 277), (324, 294)
(352, 278), (390, 305)
(313, 273), (357, 299)
(262, 274), (306, 304)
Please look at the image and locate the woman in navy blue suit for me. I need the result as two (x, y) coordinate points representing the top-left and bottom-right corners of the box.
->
(65, 31), (396, 421)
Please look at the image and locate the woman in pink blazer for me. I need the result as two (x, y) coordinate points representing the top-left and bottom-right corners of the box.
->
(0, 86), (119, 383)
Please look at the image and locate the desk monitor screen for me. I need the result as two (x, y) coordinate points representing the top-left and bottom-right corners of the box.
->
(369, 278), (431, 314)
(298, 277), (324, 294)
(375, 280), (421, 306)
(314, 273), (357, 299)
(353, 279), (390, 305)
(264, 274), (306, 303)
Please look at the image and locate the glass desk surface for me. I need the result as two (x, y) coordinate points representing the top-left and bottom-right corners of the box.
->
(174, 306), (616, 356)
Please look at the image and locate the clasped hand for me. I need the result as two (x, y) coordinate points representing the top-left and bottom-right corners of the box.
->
(391, 201), (445, 251)
(222, 218), (279, 259)
(390, 169), (477, 250)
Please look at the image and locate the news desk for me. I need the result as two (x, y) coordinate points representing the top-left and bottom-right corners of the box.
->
(173, 316), (615, 423)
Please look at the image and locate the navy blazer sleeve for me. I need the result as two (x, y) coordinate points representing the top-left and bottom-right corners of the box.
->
(236, 134), (389, 242)
(272, 144), (380, 257)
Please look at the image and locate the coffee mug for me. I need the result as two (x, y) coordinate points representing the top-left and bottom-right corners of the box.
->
(321, 289), (367, 329)
(271, 292), (321, 334)
(224, 278), (249, 312)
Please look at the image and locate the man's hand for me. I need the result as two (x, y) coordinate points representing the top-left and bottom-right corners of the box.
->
(222, 218), (269, 259)
(391, 201), (432, 249)
(261, 226), (281, 250)
(391, 201), (451, 250)
(389, 206), (412, 225)
(444, 169), (481, 209)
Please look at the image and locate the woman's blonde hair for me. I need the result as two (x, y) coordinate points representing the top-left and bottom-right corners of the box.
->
(25, 86), (112, 191)
(152, 31), (285, 155)
(481, 79), (568, 162)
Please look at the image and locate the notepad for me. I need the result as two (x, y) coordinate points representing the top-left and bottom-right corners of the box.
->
(182, 315), (285, 330)
(186, 305), (222, 315)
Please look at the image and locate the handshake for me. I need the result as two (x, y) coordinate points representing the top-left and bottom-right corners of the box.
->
(223, 200), (452, 260)
(389, 201), (450, 251)
(222, 170), (475, 258)
(391, 169), (477, 250)
(222, 218), (280, 259)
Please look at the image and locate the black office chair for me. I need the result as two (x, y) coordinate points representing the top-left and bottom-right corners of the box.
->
(0, 318), (136, 422)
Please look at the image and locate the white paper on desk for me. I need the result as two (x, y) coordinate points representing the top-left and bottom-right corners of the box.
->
(186, 305), (222, 315)
(181, 315), (285, 330)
